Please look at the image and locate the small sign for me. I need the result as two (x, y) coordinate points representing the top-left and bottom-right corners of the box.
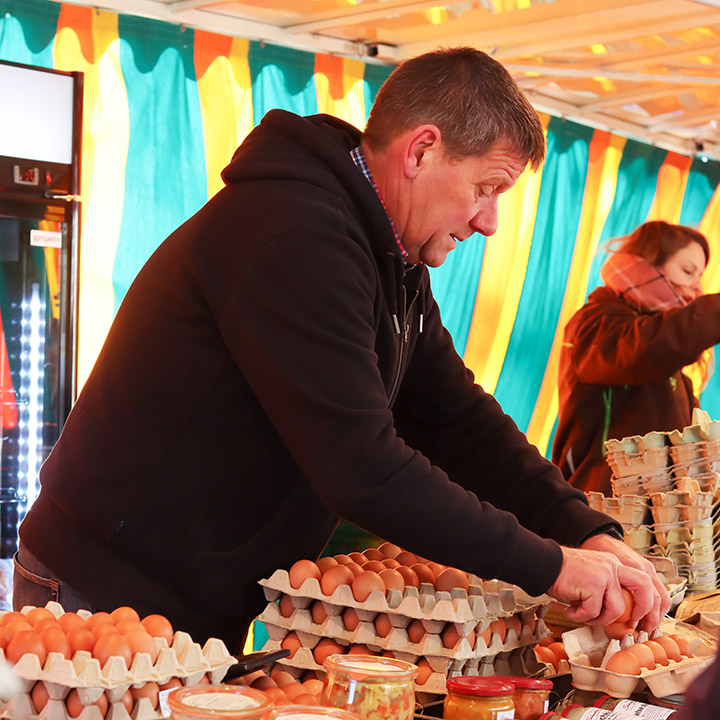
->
(30, 229), (62, 248)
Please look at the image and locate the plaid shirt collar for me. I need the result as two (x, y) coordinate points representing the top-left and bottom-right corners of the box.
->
(350, 146), (418, 271)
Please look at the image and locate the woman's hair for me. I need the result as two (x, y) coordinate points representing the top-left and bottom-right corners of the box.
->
(363, 47), (546, 169)
(612, 220), (709, 267)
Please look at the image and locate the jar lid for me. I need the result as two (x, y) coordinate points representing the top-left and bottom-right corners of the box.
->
(493, 675), (553, 690)
(167, 685), (273, 719)
(445, 677), (514, 697)
(323, 654), (418, 681)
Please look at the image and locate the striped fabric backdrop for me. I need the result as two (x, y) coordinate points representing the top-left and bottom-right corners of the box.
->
(3, 0), (720, 462)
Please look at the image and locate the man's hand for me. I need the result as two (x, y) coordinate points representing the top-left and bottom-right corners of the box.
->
(581, 532), (671, 631)
(547, 537), (670, 632)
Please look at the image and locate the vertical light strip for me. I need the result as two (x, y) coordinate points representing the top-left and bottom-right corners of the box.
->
(526, 131), (627, 452)
(646, 152), (693, 224)
(463, 113), (551, 392)
(195, 31), (253, 200)
(54, 5), (129, 391)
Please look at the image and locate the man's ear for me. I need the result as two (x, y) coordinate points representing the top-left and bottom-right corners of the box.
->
(402, 125), (442, 179)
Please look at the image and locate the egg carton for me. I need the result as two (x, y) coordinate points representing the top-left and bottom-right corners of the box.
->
(606, 447), (669, 481)
(2, 604), (235, 697)
(652, 516), (718, 548)
(605, 432), (668, 455)
(623, 526), (654, 554)
(562, 619), (715, 698)
(259, 569), (522, 623)
(586, 492), (650, 526)
(610, 470), (675, 498)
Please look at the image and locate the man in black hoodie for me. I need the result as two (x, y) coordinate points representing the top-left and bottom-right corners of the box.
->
(15, 47), (669, 651)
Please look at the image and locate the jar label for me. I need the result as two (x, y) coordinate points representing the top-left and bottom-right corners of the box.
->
(612, 700), (675, 718)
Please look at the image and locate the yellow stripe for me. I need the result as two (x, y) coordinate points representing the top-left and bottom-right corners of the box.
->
(699, 183), (720, 294)
(54, 8), (129, 392)
(646, 153), (693, 224)
(196, 33), (253, 200)
(526, 131), (627, 453)
(463, 113), (551, 392)
(315, 54), (366, 130)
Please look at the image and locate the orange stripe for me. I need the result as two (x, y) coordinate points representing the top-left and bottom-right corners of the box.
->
(646, 152), (693, 224)
(526, 130), (627, 452)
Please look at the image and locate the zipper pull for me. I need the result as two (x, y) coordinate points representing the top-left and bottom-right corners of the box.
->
(392, 314), (401, 335)
(419, 313), (424, 334)
(403, 322), (409, 343)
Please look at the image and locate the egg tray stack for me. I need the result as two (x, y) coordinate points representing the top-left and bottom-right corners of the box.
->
(0, 602), (236, 720)
(561, 618), (716, 699)
(257, 569), (553, 696)
(599, 420), (720, 593)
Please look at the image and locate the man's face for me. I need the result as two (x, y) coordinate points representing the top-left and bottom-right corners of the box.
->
(401, 141), (528, 267)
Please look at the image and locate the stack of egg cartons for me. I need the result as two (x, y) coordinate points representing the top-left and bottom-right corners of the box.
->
(592, 413), (720, 593)
(0, 602), (236, 720)
(256, 550), (554, 698)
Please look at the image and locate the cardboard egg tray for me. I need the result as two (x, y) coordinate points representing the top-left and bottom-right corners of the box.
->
(562, 619), (716, 699)
(260, 569), (519, 624)
(610, 470), (674, 498)
(586, 492), (650, 526)
(0, 603), (236, 720)
(259, 599), (549, 662)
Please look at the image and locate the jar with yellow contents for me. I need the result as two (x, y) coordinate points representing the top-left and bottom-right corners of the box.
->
(167, 685), (274, 720)
(321, 654), (418, 720)
(443, 677), (515, 720)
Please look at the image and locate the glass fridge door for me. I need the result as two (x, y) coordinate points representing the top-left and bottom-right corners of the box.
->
(0, 198), (74, 558)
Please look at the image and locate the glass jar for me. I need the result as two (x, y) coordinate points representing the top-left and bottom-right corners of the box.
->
(493, 676), (552, 719)
(443, 677), (515, 720)
(561, 706), (651, 719)
(321, 654), (418, 720)
(594, 696), (677, 719)
(269, 707), (364, 720)
(168, 685), (274, 720)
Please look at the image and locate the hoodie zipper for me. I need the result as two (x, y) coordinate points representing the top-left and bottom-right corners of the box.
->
(388, 284), (419, 408)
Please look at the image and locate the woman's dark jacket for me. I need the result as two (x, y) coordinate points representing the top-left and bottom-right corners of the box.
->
(553, 286), (720, 495)
(21, 110), (615, 650)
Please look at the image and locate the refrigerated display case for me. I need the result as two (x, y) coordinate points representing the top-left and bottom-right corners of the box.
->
(0, 60), (82, 557)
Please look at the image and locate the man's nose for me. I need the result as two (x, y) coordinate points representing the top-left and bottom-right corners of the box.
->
(471, 198), (498, 237)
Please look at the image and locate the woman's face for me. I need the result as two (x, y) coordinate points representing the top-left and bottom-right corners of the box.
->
(661, 240), (707, 302)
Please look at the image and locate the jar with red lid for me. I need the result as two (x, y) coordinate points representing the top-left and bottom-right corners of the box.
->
(321, 654), (418, 720)
(168, 685), (274, 720)
(443, 677), (515, 720)
(493, 676), (553, 719)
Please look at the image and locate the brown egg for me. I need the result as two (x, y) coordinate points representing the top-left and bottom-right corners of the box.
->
(669, 633), (693, 658)
(478, 624), (492, 647)
(382, 650), (396, 658)
(534, 645), (556, 671)
(278, 594), (296, 618)
(288, 559), (321, 589)
(250, 675), (277, 690)
(91, 623), (118, 640)
(25, 608), (56, 627)
(302, 678), (325, 696)
(548, 641), (568, 663)
(351, 571), (385, 601)
(626, 643), (655, 670)
(6, 618), (33, 636)
(66, 688), (108, 719)
(410, 563), (435, 585)
(643, 640), (669, 666)
(363, 560), (387, 574)
(394, 551), (418, 566)
(374, 613), (394, 638)
(396, 566), (419, 588)
(434, 568), (469, 593)
(345, 562), (365, 577)
(282, 682), (307, 701)
(415, 658), (433, 685)
(85, 612), (113, 631)
(377, 542), (402, 559)
(348, 552), (367, 565)
(34, 619), (61, 633)
(312, 638), (345, 665)
(280, 631), (303, 658)
(363, 548), (385, 561)
(310, 601), (328, 626)
(273, 670), (297, 688)
(347, 644), (370, 655)
(382, 558), (401, 569)
(342, 607), (361, 632)
(320, 564), (354, 595)
(125, 629), (159, 663)
(40, 627), (71, 659)
(441, 624), (475, 650)
(93, 632), (133, 668)
(158, 677), (183, 692)
(316, 556), (339, 573)
(334, 554), (353, 565)
(31, 682), (49, 712)
(426, 562), (446, 579)
(6, 630), (47, 666)
(406, 618), (426, 644)
(140, 614), (174, 643)
(605, 621), (636, 640)
(606, 649), (642, 675)
(67, 628), (95, 655)
(653, 635), (682, 662)
(379, 569), (405, 592)
(110, 606), (141, 624)
(618, 589), (634, 624)
(57, 613), (86, 634)
(0, 612), (26, 627)
(294, 693), (318, 706)
(489, 618), (506, 644)
(131, 681), (159, 710)
(115, 620), (144, 635)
